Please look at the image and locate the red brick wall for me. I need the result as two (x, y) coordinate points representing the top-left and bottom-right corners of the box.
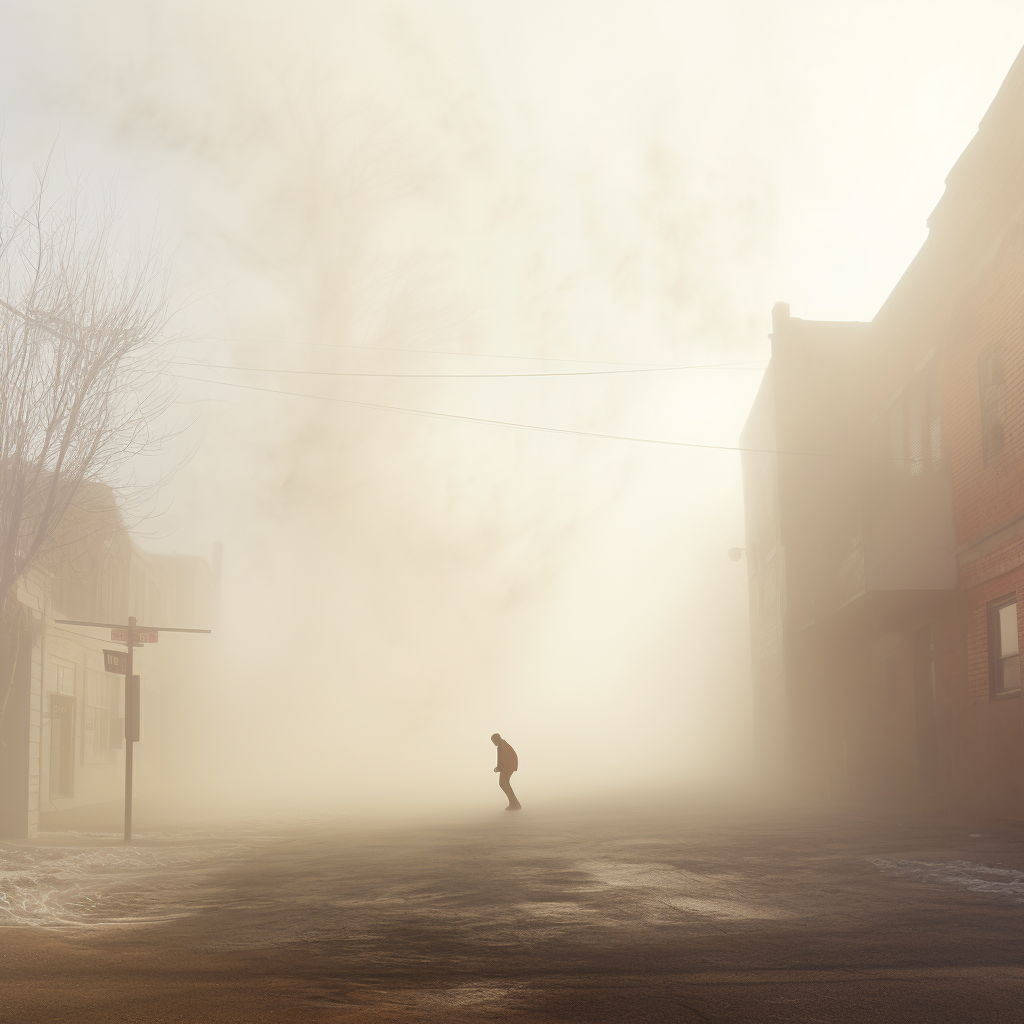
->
(943, 225), (1024, 815)
(945, 223), (1024, 549)
(855, 220), (1024, 816)
(958, 534), (1024, 591)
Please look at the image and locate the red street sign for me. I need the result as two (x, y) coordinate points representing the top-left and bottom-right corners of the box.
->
(110, 628), (158, 643)
(103, 649), (128, 674)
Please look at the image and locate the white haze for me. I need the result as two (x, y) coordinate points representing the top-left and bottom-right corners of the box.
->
(2, 1), (1022, 817)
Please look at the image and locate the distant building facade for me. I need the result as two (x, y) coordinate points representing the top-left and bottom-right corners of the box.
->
(0, 489), (219, 840)
(741, 46), (1024, 818)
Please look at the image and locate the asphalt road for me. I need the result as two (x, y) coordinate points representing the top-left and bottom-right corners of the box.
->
(2, 802), (1023, 1022)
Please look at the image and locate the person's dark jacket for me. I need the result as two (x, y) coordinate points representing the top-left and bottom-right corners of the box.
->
(496, 739), (518, 774)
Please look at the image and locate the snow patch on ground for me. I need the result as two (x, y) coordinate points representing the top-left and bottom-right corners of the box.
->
(0, 840), (245, 929)
(870, 857), (1024, 899)
(575, 859), (780, 921)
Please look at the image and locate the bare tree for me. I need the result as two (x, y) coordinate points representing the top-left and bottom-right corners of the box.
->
(0, 166), (176, 727)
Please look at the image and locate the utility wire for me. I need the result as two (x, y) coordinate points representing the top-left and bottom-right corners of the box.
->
(194, 338), (694, 367)
(173, 373), (872, 461)
(169, 359), (768, 380)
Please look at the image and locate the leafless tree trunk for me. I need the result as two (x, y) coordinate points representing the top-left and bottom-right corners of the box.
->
(0, 164), (177, 734)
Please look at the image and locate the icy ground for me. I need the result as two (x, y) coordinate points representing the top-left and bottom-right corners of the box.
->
(2, 808), (1023, 1022)
(0, 828), (266, 930)
(870, 857), (1024, 899)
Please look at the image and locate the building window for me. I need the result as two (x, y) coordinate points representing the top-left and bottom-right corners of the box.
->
(884, 359), (942, 476)
(748, 571), (760, 621)
(988, 596), (1020, 698)
(885, 394), (905, 473)
(84, 670), (113, 763)
(907, 359), (942, 475)
(53, 661), (75, 696)
(49, 694), (76, 797)
(979, 343), (1006, 460)
(885, 654), (899, 704)
(928, 361), (942, 465)
(762, 549), (778, 611)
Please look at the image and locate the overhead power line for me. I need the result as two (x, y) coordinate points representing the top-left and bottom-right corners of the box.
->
(169, 359), (768, 380)
(172, 373), (869, 461)
(198, 338), (697, 367)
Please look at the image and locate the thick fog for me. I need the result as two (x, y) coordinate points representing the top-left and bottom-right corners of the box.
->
(3, 1), (1023, 818)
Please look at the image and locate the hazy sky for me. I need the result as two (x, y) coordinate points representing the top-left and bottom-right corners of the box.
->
(3, 2), (1022, 813)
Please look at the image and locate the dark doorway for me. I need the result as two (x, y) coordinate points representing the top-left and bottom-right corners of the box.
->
(912, 626), (940, 794)
(49, 694), (75, 798)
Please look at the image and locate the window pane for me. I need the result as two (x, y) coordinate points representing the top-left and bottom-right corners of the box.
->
(888, 400), (904, 470)
(908, 381), (924, 475)
(763, 551), (777, 608)
(97, 709), (109, 757)
(979, 348), (1007, 458)
(86, 671), (103, 707)
(999, 602), (1019, 658)
(927, 362), (942, 463)
(84, 706), (96, 759)
(885, 655), (899, 703)
(1000, 655), (1020, 693)
(56, 665), (75, 695)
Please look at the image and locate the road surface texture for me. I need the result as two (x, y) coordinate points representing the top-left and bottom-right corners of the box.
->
(2, 802), (1023, 1022)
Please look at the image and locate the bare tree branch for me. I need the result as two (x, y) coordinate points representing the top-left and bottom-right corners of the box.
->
(0, 167), (178, 734)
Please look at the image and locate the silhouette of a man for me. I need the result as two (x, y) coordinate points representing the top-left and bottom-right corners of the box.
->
(491, 733), (521, 810)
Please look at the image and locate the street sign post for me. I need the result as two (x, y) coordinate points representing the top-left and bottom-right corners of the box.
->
(123, 619), (137, 841)
(126, 674), (140, 743)
(54, 615), (211, 842)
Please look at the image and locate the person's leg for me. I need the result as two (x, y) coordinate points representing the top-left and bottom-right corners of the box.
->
(499, 772), (522, 809)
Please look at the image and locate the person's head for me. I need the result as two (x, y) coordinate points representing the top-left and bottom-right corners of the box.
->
(490, 733), (500, 746)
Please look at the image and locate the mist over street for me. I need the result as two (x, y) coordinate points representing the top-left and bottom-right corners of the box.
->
(3, 5), (1024, 1021)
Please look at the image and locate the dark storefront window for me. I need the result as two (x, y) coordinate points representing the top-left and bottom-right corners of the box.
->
(988, 596), (1020, 698)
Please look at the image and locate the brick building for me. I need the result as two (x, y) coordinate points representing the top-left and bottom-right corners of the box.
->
(741, 45), (1024, 817)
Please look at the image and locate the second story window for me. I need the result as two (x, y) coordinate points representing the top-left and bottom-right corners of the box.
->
(84, 671), (113, 763)
(979, 343), (1006, 460)
(907, 359), (941, 475)
(884, 358), (942, 476)
(885, 395), (905, 470)
(989, 596), (1020, 698)
(54, 662), (75, 696)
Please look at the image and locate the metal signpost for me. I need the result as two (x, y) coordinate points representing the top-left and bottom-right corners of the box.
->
(54, 615), (212, 842)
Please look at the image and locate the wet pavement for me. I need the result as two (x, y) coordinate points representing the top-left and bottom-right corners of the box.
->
(1, 802), (1023, 1021)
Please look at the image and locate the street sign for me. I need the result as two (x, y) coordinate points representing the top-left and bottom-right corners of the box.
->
(110, 628), (159, 643)
(103, 649), (128, 674)
(51, 616), (211, 844)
